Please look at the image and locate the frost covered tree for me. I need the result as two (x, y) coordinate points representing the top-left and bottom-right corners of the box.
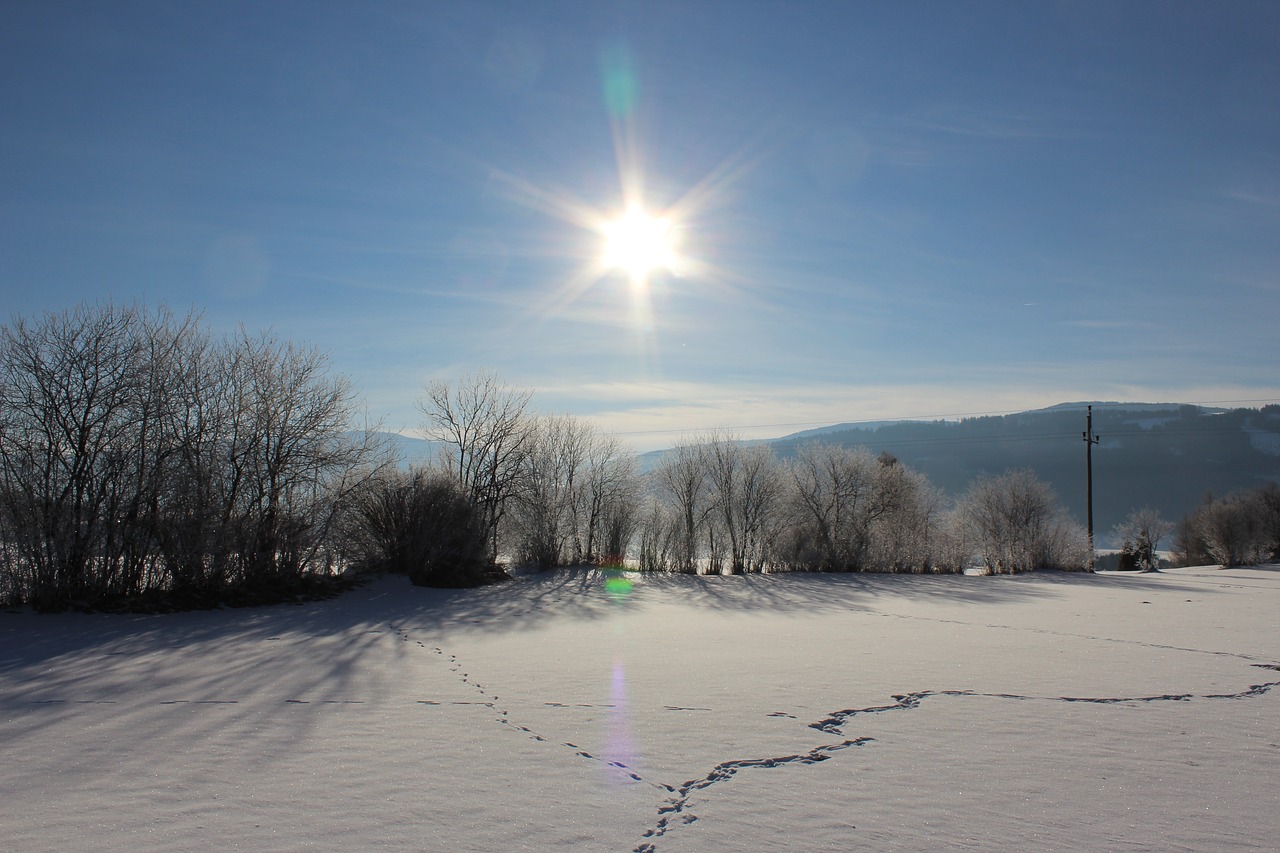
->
(701, 434), (785, 573)
(578, 428), (640, 563)
(867, 459), (945, 572)
(952, 469), (1088, 573)
(506, 414), (641, 570)
(1178, 485), (1280, 567)
(211, 327), (378, 588)
(782, 443), (897, 571)
(650, 439), (712, 573)
(778, 443), (942, 573)
(511, 414), (586, 569)
(635, 497), (677, 572)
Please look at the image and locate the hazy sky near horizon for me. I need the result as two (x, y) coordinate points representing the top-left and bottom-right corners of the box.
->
(3, 1), (1278, 449)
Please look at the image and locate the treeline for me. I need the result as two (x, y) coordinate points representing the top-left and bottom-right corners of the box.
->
(0, 304), (382, 610)
(637, 440), (1089, 575)
(25, 302), (1258, 610)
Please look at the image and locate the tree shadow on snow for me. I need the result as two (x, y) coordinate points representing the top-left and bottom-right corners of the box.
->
(2, 568), (1229, 673)
(0, 567), (1237, 757)
(621, 566), (1224, 615)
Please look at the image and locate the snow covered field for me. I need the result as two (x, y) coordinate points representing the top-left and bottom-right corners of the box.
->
(3, 565), (1278, 852)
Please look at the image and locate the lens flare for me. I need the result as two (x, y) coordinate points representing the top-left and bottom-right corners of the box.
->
(601, 560), (639, 786)
(602, 565), (634, 602)
(600, 42), (638, 120)
(604, 655), (638, 786)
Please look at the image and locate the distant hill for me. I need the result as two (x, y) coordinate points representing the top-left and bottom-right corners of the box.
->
(348, 432), (445, 468)
(768, 403), (1280, 546)
(780, 420), (917, 441)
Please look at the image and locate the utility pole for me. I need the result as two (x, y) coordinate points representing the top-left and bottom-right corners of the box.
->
(1083, 404), (1100, 570)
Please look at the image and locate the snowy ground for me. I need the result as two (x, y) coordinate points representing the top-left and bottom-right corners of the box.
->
(3, 565), (1278, 852)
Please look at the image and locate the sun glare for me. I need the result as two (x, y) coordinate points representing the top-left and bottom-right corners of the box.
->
(487, 47), (752, 323)
(600, 206), (679, 284)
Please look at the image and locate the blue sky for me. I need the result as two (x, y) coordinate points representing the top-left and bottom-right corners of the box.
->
(3, 1), (1278, 449)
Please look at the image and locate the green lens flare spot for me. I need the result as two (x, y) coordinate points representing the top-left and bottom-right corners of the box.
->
(600, 43), (638, 118)
(602, 566), (633, 600)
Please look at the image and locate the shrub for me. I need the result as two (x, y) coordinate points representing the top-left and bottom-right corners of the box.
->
(346, 469), (501, 588)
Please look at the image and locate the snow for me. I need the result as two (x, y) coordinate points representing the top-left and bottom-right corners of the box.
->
(1243, 423), (1280, 457)
(3, 566), (1278, 851)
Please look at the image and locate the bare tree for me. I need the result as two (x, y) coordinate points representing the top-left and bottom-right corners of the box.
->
(512, 414), (585, 569)
(0, 304), (157, 606)
(418, 371), (533, 561)
(651, 439), (712, 573)
(577, 427), (639, 563)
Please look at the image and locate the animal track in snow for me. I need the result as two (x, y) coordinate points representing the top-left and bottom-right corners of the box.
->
(809, 672), (1280, 737)
(633, 738), (873, 850)
(392, 625), (668, 791)
(626, 665), (1280, 851)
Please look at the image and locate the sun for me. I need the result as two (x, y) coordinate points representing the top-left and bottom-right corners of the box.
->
(600, 205), (679, 284)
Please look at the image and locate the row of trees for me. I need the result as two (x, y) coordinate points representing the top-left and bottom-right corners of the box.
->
(641, 439), (936, 573)
(639, 441), (1088, 574)
(404, 372), (1091, 576)
(20, 303), (1243, 608)
(0, 304), (382, 609)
